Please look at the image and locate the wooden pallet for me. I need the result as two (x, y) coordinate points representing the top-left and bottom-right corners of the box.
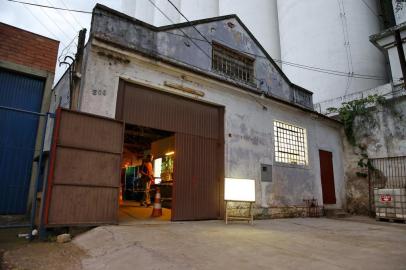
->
(377, 217), (406, 224)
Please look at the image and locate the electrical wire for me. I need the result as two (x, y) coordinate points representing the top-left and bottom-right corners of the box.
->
(337, 0), (353, 93)
(43, 0), (79, 33)
(57, 0), (85, 28)
(164, 32), (386, 81)
(31, 0), (72, 40)
(146, 0), (211, 59)
(21, 4), (67, 46)
(7, 0), (92, 14)
(342, 0), (354, 93)
(166, 0), (211, 44)
(58, 33), (77, 63)
(164, 0), (387, 82)
(7, 0), (391, 82)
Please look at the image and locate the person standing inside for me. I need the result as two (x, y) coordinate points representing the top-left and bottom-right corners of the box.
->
(140, 154), (154, 207)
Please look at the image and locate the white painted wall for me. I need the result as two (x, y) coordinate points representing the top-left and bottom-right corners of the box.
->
(78, 40), (345, 209)
(277, 0), (387, 103)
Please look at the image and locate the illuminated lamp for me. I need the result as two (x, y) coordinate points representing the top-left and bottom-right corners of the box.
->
(165, 151), (175, 156)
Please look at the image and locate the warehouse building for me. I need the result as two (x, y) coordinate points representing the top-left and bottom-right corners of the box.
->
(0, 23), (58, 220)
(44, 4), (344, 225)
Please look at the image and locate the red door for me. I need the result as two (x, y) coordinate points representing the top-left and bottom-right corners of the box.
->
(319, 150), (336, 204)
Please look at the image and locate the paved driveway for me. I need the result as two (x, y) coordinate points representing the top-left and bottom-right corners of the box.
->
(73, 217), (406, 270)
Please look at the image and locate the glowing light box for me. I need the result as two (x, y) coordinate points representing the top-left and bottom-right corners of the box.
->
(224, 178), (255, 202)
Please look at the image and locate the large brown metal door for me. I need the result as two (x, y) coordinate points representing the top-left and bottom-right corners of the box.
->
(117, 81), (224, 221)
(319, 150), (336, 204)
(172, 133), (220, 220)
(43, 109), (124, 226)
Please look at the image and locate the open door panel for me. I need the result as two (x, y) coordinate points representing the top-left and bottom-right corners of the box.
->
(43, 108), (124, 226)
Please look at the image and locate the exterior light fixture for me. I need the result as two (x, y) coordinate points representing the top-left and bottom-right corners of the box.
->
(224, 178), (255, 202)
(165, 151), (175, 156)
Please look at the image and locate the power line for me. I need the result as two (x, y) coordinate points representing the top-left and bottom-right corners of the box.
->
(22, 3), (67, 47)
(43, 0), (79, 33)
(31, 0), (72, 40)
(57, 0), (85, 28)
(58, 33), (77, 63)
(166, 0), (211, 44)
(162, 30), (386, 81)
(146, 0), (211, 60)
(164, 0), (387, 82)
(10, 0), (389, 82)
(7, 0), (92, 14)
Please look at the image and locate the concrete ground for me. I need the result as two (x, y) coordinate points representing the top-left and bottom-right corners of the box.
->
(119, 201), (171, 222)
(74, 217), (406, 270)
(2, 217), (406, 270)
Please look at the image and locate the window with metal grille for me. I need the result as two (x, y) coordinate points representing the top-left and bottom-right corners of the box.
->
(212, 42), (255, 84)
(274, 121), (308, 166)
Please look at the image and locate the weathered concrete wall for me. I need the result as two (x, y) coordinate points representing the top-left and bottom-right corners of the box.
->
(344, 96), (406, 214)
(78, 40), (345, 213)
(357, 97), (406, 158)
(91, 5), (312, 109)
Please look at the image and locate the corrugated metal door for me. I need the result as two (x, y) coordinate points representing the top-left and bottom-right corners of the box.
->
(319, 150), (336, 204)
(44, 109), (124, 226)
(117, 81), (224, 221)
(172, 133), (220, 220)
(0, 69), (44, 214)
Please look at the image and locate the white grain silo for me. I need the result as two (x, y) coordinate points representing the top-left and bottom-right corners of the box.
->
(121, 0), (155, 25)
(277, 0), (387, 102)
(153, 0), (181, 26)
(179, 0), (219, 22)
(219, 0), (281, 61)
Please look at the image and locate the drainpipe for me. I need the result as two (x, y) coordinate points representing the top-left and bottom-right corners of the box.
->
(395, 29), (406, 88)
(70, 29), (87, 110)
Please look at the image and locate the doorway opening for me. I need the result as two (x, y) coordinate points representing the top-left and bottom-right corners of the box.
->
(120, 123), (174, 222)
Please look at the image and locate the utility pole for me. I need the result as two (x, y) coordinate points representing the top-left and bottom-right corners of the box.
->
(395, 29), (406, 88)
(70, 28), (87, 110)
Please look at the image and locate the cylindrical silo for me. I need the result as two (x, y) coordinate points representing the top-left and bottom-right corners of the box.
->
(277, 0), (387, 103)
(121, 0), (137, 17)
(179, 0), (219, 22)
(153, 0), (181, 26)
(121, 0), (155, 25)
(219, 0), (281, 61)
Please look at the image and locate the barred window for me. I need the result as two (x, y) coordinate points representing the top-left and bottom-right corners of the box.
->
(212, 42), (254, 84)
(274, 121), (308, 165)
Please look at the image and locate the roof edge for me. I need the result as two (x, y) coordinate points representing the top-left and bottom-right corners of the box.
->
(0, 22), (60, 44)
(92, 4), (313, 96)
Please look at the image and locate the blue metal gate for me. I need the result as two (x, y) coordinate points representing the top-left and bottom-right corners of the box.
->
(0, 69), (45, 214)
